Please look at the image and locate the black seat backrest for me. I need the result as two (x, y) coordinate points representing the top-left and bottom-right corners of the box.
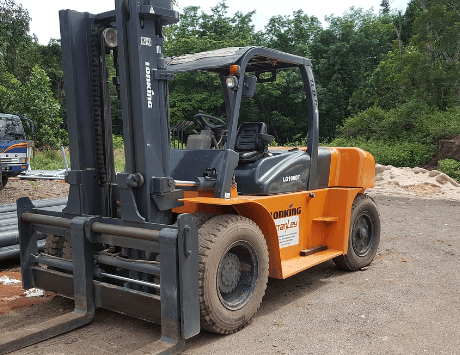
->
(234, 122), (272, 163)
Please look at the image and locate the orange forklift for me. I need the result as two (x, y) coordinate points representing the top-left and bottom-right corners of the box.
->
(1, 1), (379, 354)
(167, 46), (379, 333)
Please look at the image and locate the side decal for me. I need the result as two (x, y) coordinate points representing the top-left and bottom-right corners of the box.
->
(275, 215), (299, 249)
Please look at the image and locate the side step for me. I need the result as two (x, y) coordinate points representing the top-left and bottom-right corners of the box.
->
(281, 249), (343, 278)
(300, 244), (328, 256)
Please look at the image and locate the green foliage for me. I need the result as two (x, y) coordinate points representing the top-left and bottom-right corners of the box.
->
(112, 135), (125, 149)
(438, 158), (460, 182)
(333, 100), (460, 166)
(331, 137), (436, 167)
(349, 51), (406, 113)
(310, 8), (396, 140)
(30, 142), (127, 173)
(113, 149), (125, 173)
(105, 135), (126, 172)
(410, 0), (460, 108)
(247, 70), (308, 143)
(0, 65), (65, 147)
(0, 1), (66, 148)
(352, 0), (460, 112)
(261, 10), (322, 57)
(0, 0), (30, 72)
(164, 1), (257, 56)
(340, 100), (460, 142)
(165, 1), (257, 129)
(169, 72), (224, 125)
(31, 148), (69, 170)
(413, 0), (460, 63)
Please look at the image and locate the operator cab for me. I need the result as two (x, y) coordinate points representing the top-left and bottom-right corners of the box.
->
(0, 114), (27, 141)
(167, 47), (330, 196)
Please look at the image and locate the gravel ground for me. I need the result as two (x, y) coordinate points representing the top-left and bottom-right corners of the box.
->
(1, 192), (459, 355)
(0, 179), (69, 204)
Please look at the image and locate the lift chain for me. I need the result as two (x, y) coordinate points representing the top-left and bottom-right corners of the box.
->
(90, 25), (107, 187)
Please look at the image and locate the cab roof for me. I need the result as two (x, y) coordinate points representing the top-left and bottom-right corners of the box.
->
(0, 113), (19, 120)
(166, 46), (311, 74)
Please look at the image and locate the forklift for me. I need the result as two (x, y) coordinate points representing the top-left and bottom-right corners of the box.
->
(0, 0), (380, 354)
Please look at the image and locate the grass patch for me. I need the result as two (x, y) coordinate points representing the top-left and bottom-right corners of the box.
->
(31, 149), (70, 170)
(31, 135), (126, 172)
(114, 147), (125, 172)
(438, 159), (460, 183)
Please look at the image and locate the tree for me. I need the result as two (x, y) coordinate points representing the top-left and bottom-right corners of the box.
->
(261, 10), (322, 57)
(349, 51), (406, 113)
(356, 0), (460, 111)
(0, 0), (30, 72)
(165, 1), (257, 127)
(414, 0), (460, 64)
(310, 8), (395, 140)
(164, 1), (257, 56)
(0, 65), (65, 146)
(411, 0), (460, 106)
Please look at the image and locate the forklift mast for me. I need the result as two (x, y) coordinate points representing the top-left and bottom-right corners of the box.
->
(61, 0), (178, 224)
(1, 1), (201, 354)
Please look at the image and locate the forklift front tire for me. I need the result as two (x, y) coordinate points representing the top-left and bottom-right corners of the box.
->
(198, 215), (269, 334)
(333, 194), (380, 271)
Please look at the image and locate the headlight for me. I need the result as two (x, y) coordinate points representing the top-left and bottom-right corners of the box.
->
(225, 76), (239, 90)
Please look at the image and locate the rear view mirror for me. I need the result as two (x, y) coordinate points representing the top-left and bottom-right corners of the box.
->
(242, 75), (257, 99)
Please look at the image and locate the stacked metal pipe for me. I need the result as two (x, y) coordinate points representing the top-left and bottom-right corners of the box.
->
(0, 197), (68, 261)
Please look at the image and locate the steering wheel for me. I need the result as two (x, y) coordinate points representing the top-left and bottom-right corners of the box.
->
(192, 112), (226, 131)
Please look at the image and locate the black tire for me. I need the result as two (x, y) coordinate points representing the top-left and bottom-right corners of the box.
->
(333, 194), (380, 271)
(44, 235), (72, 260)
(63, 237), (73, 260)
(2, 175), (8, 188)
(0, 176), (3, 192)
(44, 235), (65, 257)
(198, 214), (269, 334)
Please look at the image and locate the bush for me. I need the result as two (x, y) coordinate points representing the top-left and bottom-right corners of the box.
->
(337, 106), (387, 140)
(333, 99), (460, 167)
(438, 159), (460, 183)
(331, 137), (436, 167)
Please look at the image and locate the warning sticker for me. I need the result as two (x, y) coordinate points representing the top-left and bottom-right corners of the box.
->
(275, 215), (299, 249)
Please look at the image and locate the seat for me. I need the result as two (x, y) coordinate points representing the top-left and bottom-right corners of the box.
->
(234, 122), (273, 163)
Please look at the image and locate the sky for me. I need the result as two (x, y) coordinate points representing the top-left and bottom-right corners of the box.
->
(18, 0), (411, 45)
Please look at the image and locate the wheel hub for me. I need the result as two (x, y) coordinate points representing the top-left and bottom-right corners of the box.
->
(218, 253), (241, 293)
(352, 214), (373, 256)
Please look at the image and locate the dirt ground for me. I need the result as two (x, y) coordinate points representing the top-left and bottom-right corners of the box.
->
(0, 272), (54, 314)
(1, 179), (459, 354)
(0, 178), (69, 204)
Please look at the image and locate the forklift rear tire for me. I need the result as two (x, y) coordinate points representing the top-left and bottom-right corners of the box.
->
(198, 214), (269, 334)
(333, 194), (380, 271)
(44, 235), (65, 257)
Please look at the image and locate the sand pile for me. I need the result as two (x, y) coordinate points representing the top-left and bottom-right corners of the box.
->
(368, 164), (460, 200)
